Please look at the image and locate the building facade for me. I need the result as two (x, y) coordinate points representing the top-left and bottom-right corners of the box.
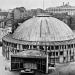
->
(46, 2), (75, 15)
(12, 7), (26, 20)
(2, 14), (75, 73)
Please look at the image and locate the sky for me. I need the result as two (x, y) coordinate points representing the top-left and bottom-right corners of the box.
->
(1, 0), (75, 10)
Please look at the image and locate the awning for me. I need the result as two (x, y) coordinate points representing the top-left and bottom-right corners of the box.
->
(11, 50), (46, 59)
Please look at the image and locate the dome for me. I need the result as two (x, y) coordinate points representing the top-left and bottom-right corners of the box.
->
(13, 16), (75, 42)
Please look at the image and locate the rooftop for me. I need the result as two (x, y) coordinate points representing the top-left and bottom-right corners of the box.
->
(0, 12), (8, 16)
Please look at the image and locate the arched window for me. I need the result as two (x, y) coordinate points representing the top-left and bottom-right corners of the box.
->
(33, 45), (37, 49)
(14, 43), (17, 48)
(22, 45), (29, 49)
(60, 51), (63, 55)
(55, 45), (59, 50)
(51, 46), (54, 50)
(39, 46), (44, 50)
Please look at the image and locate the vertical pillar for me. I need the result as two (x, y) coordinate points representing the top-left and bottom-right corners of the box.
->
(43, 45), (45, 51)
(20, 44), (22, 50)
(46, 51), (48, 73)
(17, 44), (19, 50)
(73, 44), (74, 61)
(29, 45), (30, 50)
(32, 45), (33, 50)
(37, 45), (39, 50)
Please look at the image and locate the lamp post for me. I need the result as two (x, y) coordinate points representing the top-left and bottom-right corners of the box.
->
(43, 0), (44, 10)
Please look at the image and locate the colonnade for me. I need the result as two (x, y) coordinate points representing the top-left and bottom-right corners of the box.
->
(2, 40), (75, 64)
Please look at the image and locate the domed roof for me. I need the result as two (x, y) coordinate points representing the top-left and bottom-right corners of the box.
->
(13, 16), (75, 42)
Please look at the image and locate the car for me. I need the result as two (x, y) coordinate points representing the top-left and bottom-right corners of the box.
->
(20, 69), (35, 75)
(48, 67), (56, 73)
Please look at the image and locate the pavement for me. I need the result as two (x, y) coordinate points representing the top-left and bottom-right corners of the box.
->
(0, 47), (19, 75)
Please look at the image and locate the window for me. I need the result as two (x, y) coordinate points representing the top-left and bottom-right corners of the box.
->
(14, 44), (17, 48)
(22, 45), (29, 49)
(60, 51), (63, 55)
(20, 63), (23, 68)
(67, 51), (68, 55)
(33, 45), (37, 49)
(60, 45), (62, 49)
(51, 58), (55, 63)
(11, 43), (14, 47)
(68, 44), (70, 49)
(55, 58), (59, 63)
(56, 52), (58, 56)
(53, 52), (55, 56)
(70, 50), (71, 55)
(49, 52), (52, 56)
(64, 45), (66, 49)
(51, 46), (54, 50)
(39, 46), (44, 50)
(48, 46), (50, 50)
(71, 44), (73, 48)
(74, 44), (75, 47)
(11, 63), (19, 70)
(62, 45), (64, 49)
(22, 45), (26, 49)
(7, 42), (9, 46)
(30, 45), (32, 49)
(17, 50), (19, 52)
(71, 56), (73, 59)
(26, 45), (29, 49)
(45, 46), (47, 50)
(45, 46), (50, 50)
(64, 57), (66, 61)
(55, 45), (59, 50)
(70, 56), (74, 61)
(51, 64), (55, 67)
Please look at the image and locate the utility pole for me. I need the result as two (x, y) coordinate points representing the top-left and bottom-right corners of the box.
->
(43, 0), (44, 10)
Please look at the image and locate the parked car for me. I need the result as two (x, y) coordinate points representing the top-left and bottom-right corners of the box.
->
(20, 69), (35, 75)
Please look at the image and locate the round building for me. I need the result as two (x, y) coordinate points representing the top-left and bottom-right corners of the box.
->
(2, 14), (75, 72)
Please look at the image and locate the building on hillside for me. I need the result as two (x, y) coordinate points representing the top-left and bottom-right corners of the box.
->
(12, 7), (26, 20)
(0, 12), (9, 28)
(46, 2), (75, 15)
(0, 21), (5, 28)
(0, 12), (8, 20)
(25, 8), (45, 17)
(2, 14), (75, 73)
(69, 16), (75, 30)
(52, 13), (71, 27)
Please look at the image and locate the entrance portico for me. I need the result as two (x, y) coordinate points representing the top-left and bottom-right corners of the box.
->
(11, 50), (48, 73)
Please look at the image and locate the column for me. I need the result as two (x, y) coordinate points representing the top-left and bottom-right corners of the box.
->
(20, 44), (22, 50)
(32, 45), (34, 50)
(46, 52), (48, 73)
(43, 45), (46, 51)
(73, 44), (74, 61)
(29, 45), (31, 50)
(17, 44), (19, 50)
(37, 45), (39, 50)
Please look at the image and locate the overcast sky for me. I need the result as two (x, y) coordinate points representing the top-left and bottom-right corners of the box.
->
(1, 0), (75, 10)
